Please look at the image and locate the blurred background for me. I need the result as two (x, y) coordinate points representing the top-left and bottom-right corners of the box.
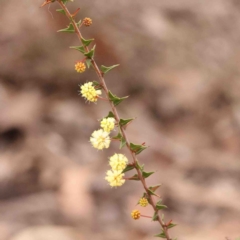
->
(0, 0), (240, 239)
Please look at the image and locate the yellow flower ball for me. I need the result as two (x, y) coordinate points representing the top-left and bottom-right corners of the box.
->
(131, 210), (141, 220)
(139, 197), (148, 207)
(90, 129), (111, 150)
(100, 117), (115, 132)
(75, 61), (86, 73)
(105, 170), (125, 187)
(80, 82), (102, 102)
(109, 153), (128, 171)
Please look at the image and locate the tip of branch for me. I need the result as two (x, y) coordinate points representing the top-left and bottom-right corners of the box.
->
(71, 8), (81, 18)
(40, 0), (51, 7)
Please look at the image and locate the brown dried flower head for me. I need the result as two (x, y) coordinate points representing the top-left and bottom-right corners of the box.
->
(83, 17), (93, 27)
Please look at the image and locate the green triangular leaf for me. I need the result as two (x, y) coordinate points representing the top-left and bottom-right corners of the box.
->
(167, 223), (177, 229)
(105, 111), (115, 119)
(100, 64), (119, 74)
(122, 164), (135, 174)
(61, 0), (68, 4)
(156, 203), (168, 210)
(142, 171), (154, 178)
(130, 142), (147, 155)
(111, 131), (126, 149)
(76, 20), (82, 27)
(161, 213), (165, 222)
(92, 81), (102, 89)
(70, 46), (85, 54)
(152, 211), (158, 221)
(56, 9), (66, 15)
(86, 59), (92, 68)
(58, 23), (75, 33)
(129, 174), (140, 181)
(108, 91), (128, 106)
(154, 231), (166, 238)
(156, 200), (168, 210)
(81, 37), (94, 47)
(149, 184), (162, 192)
(136, 160), (144, 171)
(84, 45), (96, 59)
(112, 132), (122, 140)
(119, 118), (134, 127)
(148, 188), (160, 197)
(120, 136), (126, 149)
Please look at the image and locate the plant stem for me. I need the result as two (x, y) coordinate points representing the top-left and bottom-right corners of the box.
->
(57, 1), (171, 239)
(141, 215), (152, 219)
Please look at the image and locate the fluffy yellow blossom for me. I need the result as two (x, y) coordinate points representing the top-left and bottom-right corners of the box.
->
(105, 170), (125, 187)
(100, 117), (115, 132)
(80, 82), (102, 102)
(109, 153), (128, 171)
(83, 17), (92, 26)
(75, 61), (86, 73)
(90, 129), (110, 150)
(139, 197), (148, 207)
(131, 210), (141, 220)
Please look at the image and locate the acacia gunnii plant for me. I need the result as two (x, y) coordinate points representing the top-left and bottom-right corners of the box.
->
(41, 0), (177, 239)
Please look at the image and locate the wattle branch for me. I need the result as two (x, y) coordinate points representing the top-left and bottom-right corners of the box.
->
(41, 1), (176, 239)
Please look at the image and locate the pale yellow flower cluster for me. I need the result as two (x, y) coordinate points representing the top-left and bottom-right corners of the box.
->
(109, 153), (128, 171)
(105, 153), (128, 187)
(105, 170), (125, 187)
(139, 197), (148, 207)
(100, 117), (115, 132)
(80, 82), (102, 103)
(90, 129), (110, 150)
(89, 117), (116, 150)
